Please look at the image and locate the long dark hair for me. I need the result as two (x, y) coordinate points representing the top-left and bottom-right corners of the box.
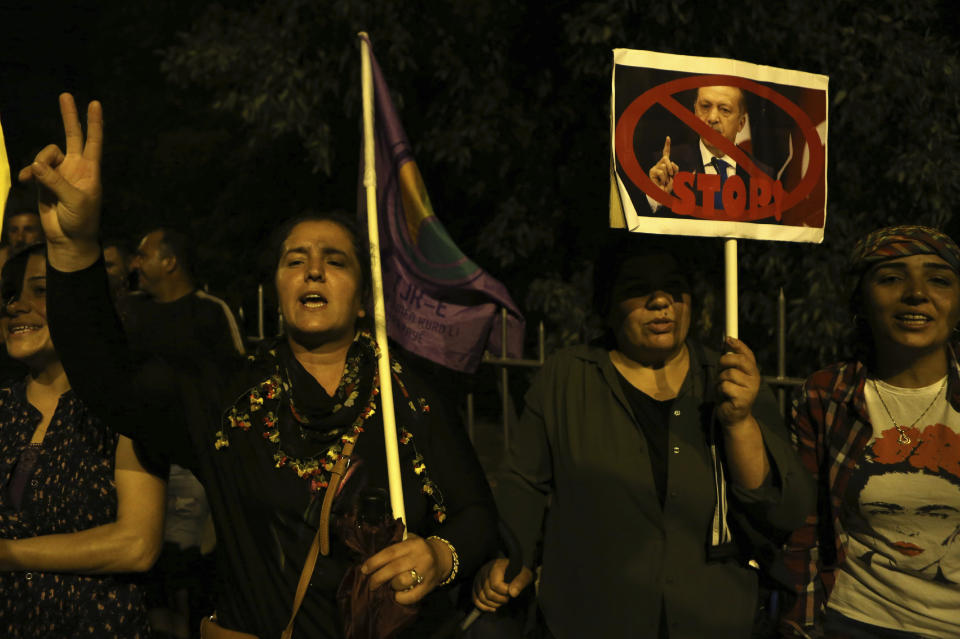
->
(1, 243), (47, 313)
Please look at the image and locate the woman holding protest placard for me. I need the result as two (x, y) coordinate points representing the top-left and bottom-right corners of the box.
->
(473, 230), (813, 639)
(781, 225), (960, 638)
(19, 93), (498, 639)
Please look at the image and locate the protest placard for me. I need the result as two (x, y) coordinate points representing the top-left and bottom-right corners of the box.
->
(611, 49), (828, 243)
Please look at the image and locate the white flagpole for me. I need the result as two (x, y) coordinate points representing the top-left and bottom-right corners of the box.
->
(724, 238), (738, 339)
(359, 31), (406, 531)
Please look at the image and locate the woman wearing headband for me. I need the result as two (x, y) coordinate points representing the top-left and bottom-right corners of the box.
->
(780, 225), (960, 638)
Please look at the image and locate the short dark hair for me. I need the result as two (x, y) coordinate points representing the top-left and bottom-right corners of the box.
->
(101, 237), (130, 259)
(2, 210), (41, 247)
(269, 211), (371, 305)
(5, 210), (40, 223)
(3, 185), (36, 221)
(147, 227), (195, 278)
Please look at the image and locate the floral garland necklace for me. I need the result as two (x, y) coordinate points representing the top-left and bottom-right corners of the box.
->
(214, 333), (448, 522)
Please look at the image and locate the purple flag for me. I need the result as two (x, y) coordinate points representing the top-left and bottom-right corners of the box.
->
(358, 35), (524, 373)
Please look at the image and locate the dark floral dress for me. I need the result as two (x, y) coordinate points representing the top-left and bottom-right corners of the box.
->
(0, 383), (151, 637)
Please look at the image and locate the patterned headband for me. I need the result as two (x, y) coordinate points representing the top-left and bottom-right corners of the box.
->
(850, 225), (960, 274)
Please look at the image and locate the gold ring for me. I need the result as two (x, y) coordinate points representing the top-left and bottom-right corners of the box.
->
(410, 569), (423, 587)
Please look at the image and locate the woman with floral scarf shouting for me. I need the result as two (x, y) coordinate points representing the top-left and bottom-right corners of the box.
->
(21, 94), (497, 639)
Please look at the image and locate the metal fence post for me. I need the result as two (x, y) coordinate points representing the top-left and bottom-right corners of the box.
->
(467, 392), (475, 445)
(501, 308), (510, 455)
(778, 287), (786, 417)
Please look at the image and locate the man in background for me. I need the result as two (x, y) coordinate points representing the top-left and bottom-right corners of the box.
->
(124, 226), (243, 638)
(3, 186), (45, 251)
(125, 226), (244, 360)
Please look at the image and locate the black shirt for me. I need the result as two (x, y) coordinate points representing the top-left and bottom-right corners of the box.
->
(120, 290), (244, 361)
(615, 370), (673, 507)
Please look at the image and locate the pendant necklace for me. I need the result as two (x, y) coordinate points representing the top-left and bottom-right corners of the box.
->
(871, 376), (947, 445)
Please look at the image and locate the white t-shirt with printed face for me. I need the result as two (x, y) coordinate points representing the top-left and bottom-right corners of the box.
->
(829, 376), (960, 637)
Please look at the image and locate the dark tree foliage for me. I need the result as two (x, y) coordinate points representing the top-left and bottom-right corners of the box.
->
(6, 0), (960, 378)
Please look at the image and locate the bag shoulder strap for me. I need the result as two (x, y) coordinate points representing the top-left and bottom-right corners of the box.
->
(280, 437), (357, 639)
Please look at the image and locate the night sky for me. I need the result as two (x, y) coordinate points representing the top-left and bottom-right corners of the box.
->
(3, 2), (111, 169)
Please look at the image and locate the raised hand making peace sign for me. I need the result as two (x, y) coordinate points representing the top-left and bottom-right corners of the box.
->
(18, 93), (103, 271)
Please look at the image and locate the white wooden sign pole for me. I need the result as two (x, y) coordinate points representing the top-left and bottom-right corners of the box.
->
(724, 238), (738, 340)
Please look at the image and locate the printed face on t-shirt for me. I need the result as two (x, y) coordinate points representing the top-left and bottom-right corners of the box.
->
(856, 471), (960, 573)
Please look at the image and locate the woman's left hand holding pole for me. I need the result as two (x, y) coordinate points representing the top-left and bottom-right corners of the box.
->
(717, 336), (771, 489)
(18, 93), (102, 271)
(360, 533), (453, 605)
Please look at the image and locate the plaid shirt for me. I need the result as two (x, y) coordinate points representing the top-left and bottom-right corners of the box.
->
(779, 351), (960, 637)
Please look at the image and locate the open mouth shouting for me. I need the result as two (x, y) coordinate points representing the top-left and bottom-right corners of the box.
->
(300, 293), (328, 310)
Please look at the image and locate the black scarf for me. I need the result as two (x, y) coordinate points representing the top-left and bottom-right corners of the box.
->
(273, 334), (378, 461)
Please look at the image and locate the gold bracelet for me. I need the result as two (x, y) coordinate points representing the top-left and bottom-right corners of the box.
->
(427, 535), (459, 586)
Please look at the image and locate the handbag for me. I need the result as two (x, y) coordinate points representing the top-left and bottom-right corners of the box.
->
(200, 438), (357, 639)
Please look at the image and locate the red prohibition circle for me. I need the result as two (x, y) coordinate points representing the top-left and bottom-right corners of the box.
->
(614, 74), (824, 219)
